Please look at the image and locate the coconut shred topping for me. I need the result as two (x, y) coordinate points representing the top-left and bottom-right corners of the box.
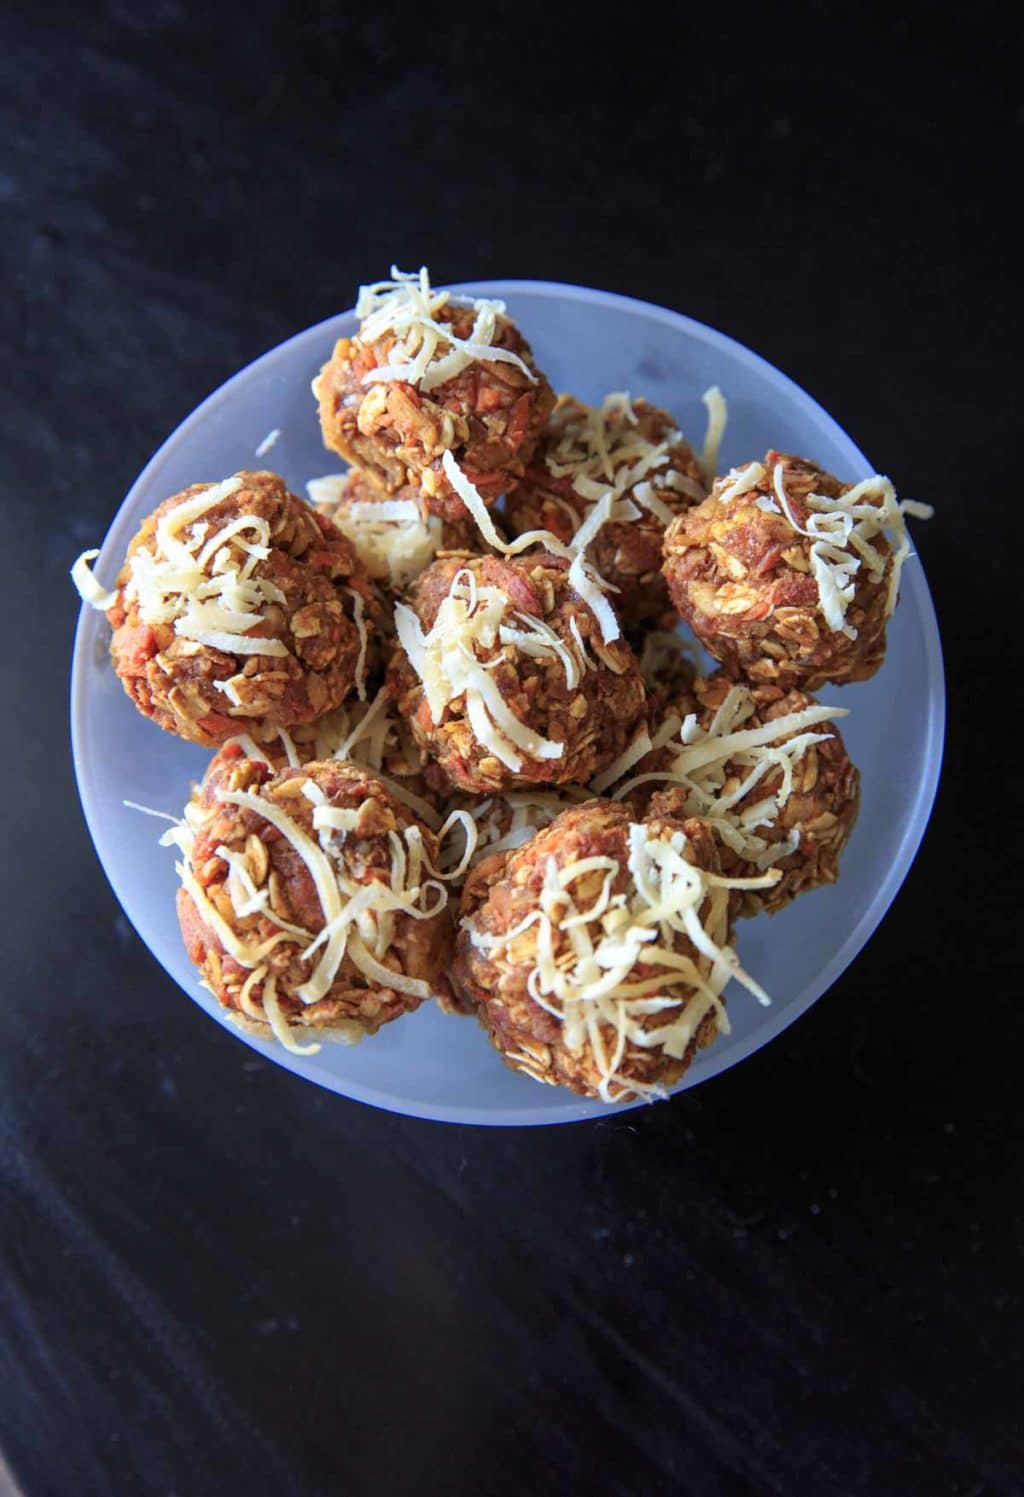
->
(307, 473), (446, 590)
(720, 461), (934, 637)
(440, 451), (626, 642)
(470, 792), (570, 858)
(543, 393), (706, 522)
(72, 474), (372, 698)
(353, 266), (538, 392)
(234, 688), (447, 832)
(608, 683), (848, 870)
(446, 789), (589, 872)
(468, 822), (775, 1103)
(72, 476), (287, 653)
(436, 388), (730, 647)
(159, 770), (473, 1055)
(394, 568), (599, 772)
(699, 385), (728, 485)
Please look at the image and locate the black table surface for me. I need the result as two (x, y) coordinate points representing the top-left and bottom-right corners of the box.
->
(2, 5), (1020, 1494)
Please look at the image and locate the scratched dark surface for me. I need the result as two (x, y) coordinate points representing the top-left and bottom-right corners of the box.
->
(1, 4), (1020, 1494)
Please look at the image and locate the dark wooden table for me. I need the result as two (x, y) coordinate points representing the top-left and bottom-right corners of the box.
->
(2, 6), (1019, 1494)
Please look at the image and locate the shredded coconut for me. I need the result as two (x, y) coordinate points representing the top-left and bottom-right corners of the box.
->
(771, 463), (933, 634)
(354, 266), (537, 392)
(467, 820), (774, 1103)
(394, 567), (591, 771)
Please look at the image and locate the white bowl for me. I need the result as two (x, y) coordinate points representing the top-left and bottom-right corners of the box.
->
(70, 281), (944, 1126)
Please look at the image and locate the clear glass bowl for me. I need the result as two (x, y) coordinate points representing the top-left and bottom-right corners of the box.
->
(70, 281), (944, 1125)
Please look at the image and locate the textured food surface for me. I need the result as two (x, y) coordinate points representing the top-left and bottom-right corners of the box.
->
(506, 394), (706, 627)
(316, 302), (555, 519)
(625, 670), (860, 917)
(453, 799), (732, 1100)
(311, 466), (484, 592)
(176, 753), (454, 1046)
(107, 471), (374, 745)
(388, 552), (647, 794)
(662, 451), (895, 689)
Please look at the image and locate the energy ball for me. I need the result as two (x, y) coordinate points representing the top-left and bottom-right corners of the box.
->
(387, 552), (647, 795)
(442, 785), (591, 869)
(314, 269), (555, 520)
(83, 471), (376, 746)
(662, 451), (921, 690)
(610, 669), (860, 917)
(505, 394), (706, 628)
(307, 468), (485, 595)
(174, 752), (454, 1051)
(452, 799), (765, 1102)
(435, 784), (591, 1014)
(206, 684), (445, 830)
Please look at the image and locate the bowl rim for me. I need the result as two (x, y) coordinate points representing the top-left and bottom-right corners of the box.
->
(70, 278), (945, 1126)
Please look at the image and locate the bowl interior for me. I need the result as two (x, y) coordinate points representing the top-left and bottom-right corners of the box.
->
(71, 282), (944, 1125)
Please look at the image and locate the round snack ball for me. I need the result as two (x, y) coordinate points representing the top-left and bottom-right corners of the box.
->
(452, 799), (736, 1102)
(387, 552), (648, 795)
(309, 467), (485, 594)
(106, 471), (377, 746)
(175, 752), (454, 1050)
(662, 451), (904, 690)
(505, 394), (706, 628)
(314, 296), (555, 521)
(615, 669), (860, 917)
